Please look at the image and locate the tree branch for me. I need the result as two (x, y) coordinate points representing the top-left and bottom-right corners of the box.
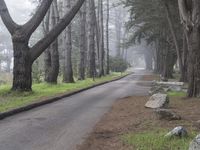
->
(22, 0), (54, 38)
(0, 0), (19, 35)
(30, 0), (85, 62)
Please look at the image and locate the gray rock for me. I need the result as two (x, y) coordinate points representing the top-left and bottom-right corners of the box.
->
(154, 109), (181, 120)
(145, 94), (169, 109)
(148, 86), (166, 96)
(165, 126), (188, 138)
(156, 81), (184, 86)
(169, 85), (182, 92)
(189, 134), (200, 150)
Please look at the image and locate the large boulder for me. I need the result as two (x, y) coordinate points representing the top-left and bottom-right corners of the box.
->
(154, 109), (181, 121)
(165, 126), (188, 138)
(145, 94), (169, 109)
(189, 134), (200, 150)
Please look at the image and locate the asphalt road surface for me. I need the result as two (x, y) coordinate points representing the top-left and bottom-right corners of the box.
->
(0, 70), (150, 150)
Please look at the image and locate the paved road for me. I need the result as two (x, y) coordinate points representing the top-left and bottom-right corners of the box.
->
(0, 70), (150, 150)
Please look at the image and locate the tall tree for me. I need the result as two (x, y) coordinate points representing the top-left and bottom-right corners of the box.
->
(178, 0), (200, 97)
(106, 0), (110, 74)
(79, 1), (87, 80)
(63, 0), (75, 83)
(0, 0), (85, 91)
(44, 0), (60, 84)
(99, 0), (105, 76)
(88, 0), (96, 78)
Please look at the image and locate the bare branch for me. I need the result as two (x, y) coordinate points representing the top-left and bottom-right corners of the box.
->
(30, 0), (85, 62)
(22, 0), (54, 38)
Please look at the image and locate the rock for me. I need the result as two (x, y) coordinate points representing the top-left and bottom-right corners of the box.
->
(156, 82), (184, 86)
(165, 126), (188, 138)
(189, 134), (200, 150)
(168, 85), (182, 92)
(148, 86), (166, 95)
(145, 94), (169, 109)
(154, 109), (181, 121)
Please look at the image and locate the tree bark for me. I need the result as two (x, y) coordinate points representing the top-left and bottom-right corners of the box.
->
(178, 0), (200, 97)
(44, 1), (59, 84)
(79, 2), (87, 80)
(63, 0), (75, 83)
(106, 0), (110, 74)
(12, 41), (32, 91)
(99, 0), (105, 77)
(88, 0), (96, 78)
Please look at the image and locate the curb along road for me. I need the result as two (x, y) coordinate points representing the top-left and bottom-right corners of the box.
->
(0, 73), (132, 121)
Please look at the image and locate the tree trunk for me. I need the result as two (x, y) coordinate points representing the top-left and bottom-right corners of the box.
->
(181, 31), (188, 82)
(106, 0), (110, 75)
(12, 41), (32, 91)
(187, 26), (200, 97)
(178, 0), (200, 97)
(88, 0), (96, 78)
(79, 2), (87, 80)
(63, 0), (74, 83)
(164, 1), (184, 81)
(44, 2), (59, 84)
(99, 0), (105, 77)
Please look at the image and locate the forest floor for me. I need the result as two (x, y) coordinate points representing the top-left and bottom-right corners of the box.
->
(78, 74), (200, 150)
(0, 72), (126, 113)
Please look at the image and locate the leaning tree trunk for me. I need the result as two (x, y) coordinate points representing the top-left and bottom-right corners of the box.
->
(79, 1), (87, 80)
(63, 0), (74, 83)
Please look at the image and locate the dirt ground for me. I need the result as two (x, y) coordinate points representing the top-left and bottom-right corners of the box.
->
(77, 75), (200, 150)
(141, 74), (160, 81)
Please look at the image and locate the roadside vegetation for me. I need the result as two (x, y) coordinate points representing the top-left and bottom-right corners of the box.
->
(0, 72), (126, 113)
(122, 91), (196, 150)
(123, 129), (197, 150)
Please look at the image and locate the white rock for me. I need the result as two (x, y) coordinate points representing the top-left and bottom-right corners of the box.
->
(165, 126), (188, 138)
(145, 94), (169, 109)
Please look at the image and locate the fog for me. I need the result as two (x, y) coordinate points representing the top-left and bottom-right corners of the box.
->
(3, 0), (35, 24)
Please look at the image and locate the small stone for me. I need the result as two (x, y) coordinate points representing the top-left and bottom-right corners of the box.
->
(165, 126), (188, 138)
(189, 134), (200, 150)
(145, 94), (169, 109)
(154, 109), (181, 121)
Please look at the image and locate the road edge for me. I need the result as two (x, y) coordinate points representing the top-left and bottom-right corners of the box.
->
(0, 73), (132, 120)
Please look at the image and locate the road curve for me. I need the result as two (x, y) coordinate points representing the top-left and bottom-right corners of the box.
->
(0, 70), (150, 150)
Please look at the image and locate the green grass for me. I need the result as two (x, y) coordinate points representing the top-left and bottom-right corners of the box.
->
(167, 91), (187, 97)
(0, 72), (126, 113)
(123, 129), (197, 150)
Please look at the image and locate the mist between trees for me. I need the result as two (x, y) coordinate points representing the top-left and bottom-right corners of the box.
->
(0, 0), (199, 97)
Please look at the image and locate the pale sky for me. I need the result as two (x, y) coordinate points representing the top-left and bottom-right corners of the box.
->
(3, 0), (36, 24)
